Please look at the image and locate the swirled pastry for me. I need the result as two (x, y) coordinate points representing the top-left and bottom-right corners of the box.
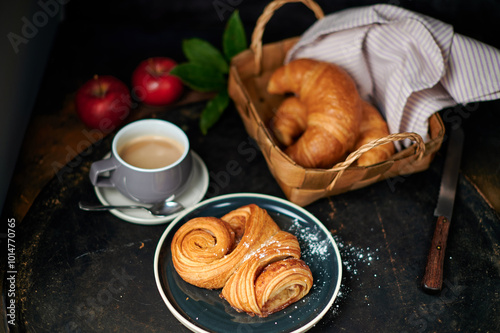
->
(171, 204), (280, 289)
(220, 231), (312, 317)
(170, 204), (313, 317)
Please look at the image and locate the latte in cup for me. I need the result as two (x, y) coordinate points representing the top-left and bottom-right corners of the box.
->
(118, 135), (184, 169)
(90, 119), (192, 203)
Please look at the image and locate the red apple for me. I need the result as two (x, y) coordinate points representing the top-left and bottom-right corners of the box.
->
(132, 57), (183, 106)
(75, 75), (131, 131)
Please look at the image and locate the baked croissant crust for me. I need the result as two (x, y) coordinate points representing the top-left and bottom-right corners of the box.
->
(171, 204), (313, 317)
(271, 96), (308, 146)
(171, 204), (280, 289)
(354, 101), (395, 166)
(220, 232), (312, 317)
(268, 58), (363, 168)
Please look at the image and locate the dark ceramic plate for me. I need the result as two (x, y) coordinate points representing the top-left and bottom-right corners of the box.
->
(154, 193), (342, 333)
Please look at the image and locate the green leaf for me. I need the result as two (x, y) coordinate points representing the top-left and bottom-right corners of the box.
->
(182, 38), (229, 74)
(170, 63), (227, 92)
(223, 10), (247, 62)
(199, 90), (229, 135)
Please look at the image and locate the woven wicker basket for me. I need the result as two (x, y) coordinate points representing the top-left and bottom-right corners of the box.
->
(228, 0), (445, 206)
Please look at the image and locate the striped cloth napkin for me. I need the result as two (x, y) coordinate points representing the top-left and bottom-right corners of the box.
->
(285, 4), (500, 146)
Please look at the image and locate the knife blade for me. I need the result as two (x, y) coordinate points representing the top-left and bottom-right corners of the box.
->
(422, 125), (464, 293)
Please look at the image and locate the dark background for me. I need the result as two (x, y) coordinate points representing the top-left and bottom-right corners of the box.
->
(33, 0), (500, 96)
(2, 0), (500, 212)
(1, 1), (499, 332)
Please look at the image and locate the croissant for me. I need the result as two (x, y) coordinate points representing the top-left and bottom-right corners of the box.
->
(271, 96), (308, 146)
(171, 204), (313, 317)
(268, 58), (363, 168)
(220, 231), (312, 317)
(354, 101), (395, 166)
(171, 204), (280, 289)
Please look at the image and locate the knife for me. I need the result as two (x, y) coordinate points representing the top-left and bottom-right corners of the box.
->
(422, 125), (464, 293)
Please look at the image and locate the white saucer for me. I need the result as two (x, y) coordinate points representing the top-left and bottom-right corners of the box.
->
(94, 151), (209, 225)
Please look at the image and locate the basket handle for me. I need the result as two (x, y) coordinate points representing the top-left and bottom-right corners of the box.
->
(327, 132), (426, 191)
(250, 0), (324, 75)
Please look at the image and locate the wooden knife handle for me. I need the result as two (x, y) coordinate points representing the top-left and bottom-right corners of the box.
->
(422, 216), (451, 293)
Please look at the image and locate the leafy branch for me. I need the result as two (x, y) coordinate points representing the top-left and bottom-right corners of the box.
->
(170, 11), (247, 134)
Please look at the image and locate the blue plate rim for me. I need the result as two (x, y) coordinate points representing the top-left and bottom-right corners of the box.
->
(153, 192), (342, 333)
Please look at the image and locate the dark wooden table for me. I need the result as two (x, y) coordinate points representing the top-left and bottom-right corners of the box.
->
(2, 1), (500, 332)
(4, 100), (500, 332)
